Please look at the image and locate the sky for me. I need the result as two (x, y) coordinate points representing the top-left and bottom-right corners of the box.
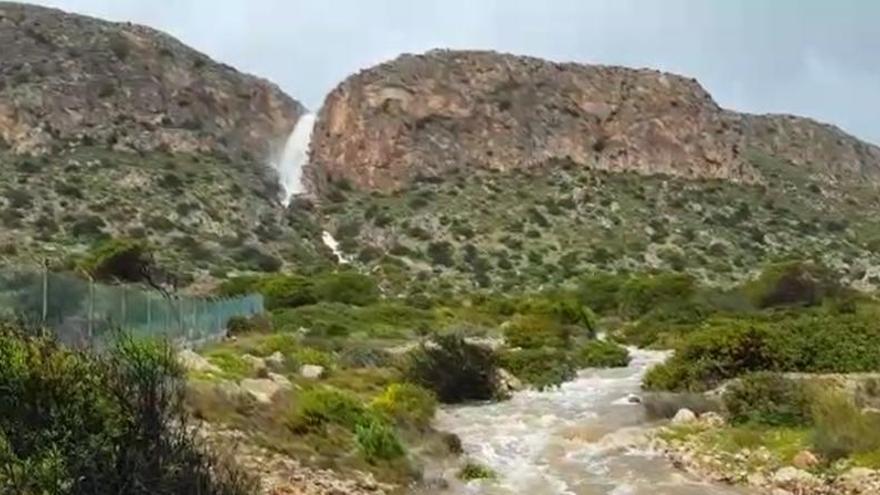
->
(30, 0), (880, 145)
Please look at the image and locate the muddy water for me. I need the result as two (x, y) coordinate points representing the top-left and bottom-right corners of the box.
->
(431, 349), (753, 495)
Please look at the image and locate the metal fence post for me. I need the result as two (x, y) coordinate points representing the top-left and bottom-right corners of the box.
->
(121, 287), (127, 325)
(146, 295), (152, 330)
(88, 277), (94, 341)
(41, 262), (48, 323)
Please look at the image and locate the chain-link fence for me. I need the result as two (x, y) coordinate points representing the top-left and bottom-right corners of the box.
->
(0, 269), (263, 347)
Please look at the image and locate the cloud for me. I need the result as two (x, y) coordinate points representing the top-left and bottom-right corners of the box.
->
(28, 0), (880, 144)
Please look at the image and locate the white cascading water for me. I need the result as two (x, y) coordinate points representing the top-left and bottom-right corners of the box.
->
(273, 113), (317, 206)
(429, 349), (752, 495)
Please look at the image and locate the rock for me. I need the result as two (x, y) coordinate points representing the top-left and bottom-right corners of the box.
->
(178, 349), (221, 374)
(308, 50), (880, 194)
(299, 364), (325, 379)
(239, 378), (283, 404)
(671, 408), (697, 425)
(746, 472), (767, 486)
(265, 351), (286, 371)
(496, 368), (523, 393)
(215, 380), (243, 400)
(241, 354), (267, 375)
(791, 449), (820, 469)
(268, 372), (292, 390)
(625, 394), (642, 404)
(772, 467), (817, 490)
(770, 489), (793, 495)
(0, 3), (302, 159)
(698, 411), (725, 427)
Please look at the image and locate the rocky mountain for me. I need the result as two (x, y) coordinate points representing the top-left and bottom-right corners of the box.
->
(310, 51), (880, 291)
(308, 49), (880, 193)
(0, 1), (302, 159)
(0, 2), (330, 283)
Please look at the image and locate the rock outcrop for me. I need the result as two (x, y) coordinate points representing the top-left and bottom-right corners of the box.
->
(0, 2), (303, 160)
(308, 49), (880, 193)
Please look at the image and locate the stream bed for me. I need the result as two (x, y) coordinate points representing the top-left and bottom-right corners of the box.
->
(430, 349), (753, 495)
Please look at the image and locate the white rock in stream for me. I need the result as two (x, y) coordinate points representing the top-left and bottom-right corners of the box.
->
(671, 408), (698, 424)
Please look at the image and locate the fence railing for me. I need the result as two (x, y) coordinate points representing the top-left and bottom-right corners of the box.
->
(0, 269), (263, 346)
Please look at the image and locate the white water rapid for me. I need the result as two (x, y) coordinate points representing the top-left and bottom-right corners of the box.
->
(274, 113), (317, 205)
(428, 349), (752, 495)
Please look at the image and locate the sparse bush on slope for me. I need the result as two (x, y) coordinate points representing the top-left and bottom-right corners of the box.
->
(0, 322), (253, 495)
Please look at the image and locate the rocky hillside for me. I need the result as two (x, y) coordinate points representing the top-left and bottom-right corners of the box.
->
(309, 50), (880, 291)
(0, 3), (330, 281)
(0, 2), (302, 159)
(308, 49), (880, 193)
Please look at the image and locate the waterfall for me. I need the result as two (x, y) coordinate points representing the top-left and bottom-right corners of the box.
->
(273, 113), (316, 206)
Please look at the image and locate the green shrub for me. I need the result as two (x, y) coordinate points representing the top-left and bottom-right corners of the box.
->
(355, 417), (405, 463)
(619, 272), (696, 318)
(203, 349), (252, 379)
(498, 348), (576, 390)
(723, 372), (812, 426)
(260, 274), (317, 309)
(339, 346), (392, 369)
(288, 387), (367, 433)
(0, 323), (253, 495)
(503, 315), (571, 349)
(643, 311), (880, 391)
(811, 390), (880, 461)
(576, 340), (630, 368)
(370, 383), (437, 429)
(744, 260), (839, 309)
(457, 461), (496, 480)
(312, 271), (380, 306)
(406, 335), (499, 403)
(427, 241), (455, 267)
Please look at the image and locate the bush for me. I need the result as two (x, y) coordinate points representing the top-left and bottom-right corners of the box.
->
(503, 314), (571, 349)
(225, 313), (271, 337)
(576, 340), (630, 368)
(577, 273), (627, 314)
(498, 348), (577, 390)
(354, 417), (406, 463)
(288, 387), (367, 433)
(619, 272), (696, 318)
(643, 311), (880, 391)
(427, 241), (455, 267)
(260, 274), (317, 309)
(723, 372), (812, 426)
(406, 335), (499, 403)
(457, 461), (496, 480)
(744, 260), (839, 309)
(811, 390), (880, 461)
(0, 323), (253, 495)
(312, 271), (380, 306)
(83, 238), (158, 284)
(370, 383), (437, 429)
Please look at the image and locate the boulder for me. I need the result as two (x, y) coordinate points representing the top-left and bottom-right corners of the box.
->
(178, 349), (221, 374)
(772, 467), (817, 491)
(242, 354), (268, 375)
(299, 364), (325, 379)
(625, 394), (642, 404)
(671, 408), (697, 425)
(496, 368), (524, 393)
(240, 378), (283, 404)
(791, 450), (820, 470)
(265, 351), (286, 371)
(698, 411), (725, 427)
(268, 372), (293, 390)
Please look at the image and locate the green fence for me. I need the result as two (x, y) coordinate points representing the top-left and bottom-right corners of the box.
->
(0, 269), (263, 346)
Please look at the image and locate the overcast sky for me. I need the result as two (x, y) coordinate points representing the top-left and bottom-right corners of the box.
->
(30, 0), (880, 144)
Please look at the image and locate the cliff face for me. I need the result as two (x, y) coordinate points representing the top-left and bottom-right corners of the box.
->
(0, 2), (303, 160)
(308, 49), (880, 192)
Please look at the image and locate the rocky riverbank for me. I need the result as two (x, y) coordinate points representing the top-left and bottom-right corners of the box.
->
(651, 410), (880, 495)
(202, 426), (396, 495)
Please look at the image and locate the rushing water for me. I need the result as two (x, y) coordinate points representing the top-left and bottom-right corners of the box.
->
(274, 113), (316, 205)
(431, 349), (751, 495)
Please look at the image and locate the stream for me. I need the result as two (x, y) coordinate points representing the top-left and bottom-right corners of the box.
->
(430, 349), (752, 495)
